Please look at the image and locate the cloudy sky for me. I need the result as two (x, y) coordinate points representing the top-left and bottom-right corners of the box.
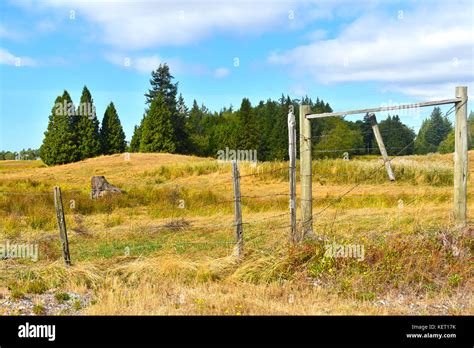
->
(1, 0), (473, 151)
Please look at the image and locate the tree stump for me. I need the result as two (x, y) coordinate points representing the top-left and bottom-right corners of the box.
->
(91, 176), (123, 199)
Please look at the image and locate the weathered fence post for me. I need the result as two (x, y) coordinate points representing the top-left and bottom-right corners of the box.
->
(53, 186), (71, 266)
(288, 106), (297, 242)
(232, 161), (243, 257)
(299, 104), (313, 240)
(454, 86), (468, 226)
(369, 113), (395, 181)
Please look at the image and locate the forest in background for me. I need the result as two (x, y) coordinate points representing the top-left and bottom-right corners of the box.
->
(2, 63), (473, 164)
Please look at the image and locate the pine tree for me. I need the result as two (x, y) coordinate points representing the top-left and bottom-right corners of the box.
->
(144, 64), (188, 153)
(40, 91), (78, 165)
(74, 86), (101, 160)
(175, 93), (190, 153)
(144, 63), (178, 109)
(313, 118), (364, 159)
(210, 113), (238, 155)
(269, 96), (291, 160)
(187, 100), (203, 134)
(359, 113), (375, 154)
(237, 98), (258, 151)
(255, 100), (276, 161)
(140, 95), (176, 153)
(415, 107), (452, 154)
(414, 119), (433, 154)
(438, 130), (455, 154)
(378, 115), (416, 155)
(187, 100), (209, 156)
(129, 123), (143, 152)
(425, 107), (452, 148)
(100, 102), (126, 154)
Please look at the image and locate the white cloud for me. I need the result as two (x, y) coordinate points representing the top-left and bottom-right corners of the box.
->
(105, 53), (164, 73)
(382, 82), (474, 102)
(105, 53), (210, 76)
(301, 29), (327, 41)
(33, 0), (301, 50)
(0, 48), (37, 66)
(269, 0), (474, 99)
(214, 67), (230, 78)
(132, 55), (164, 74)
(0, 25), (22, 40)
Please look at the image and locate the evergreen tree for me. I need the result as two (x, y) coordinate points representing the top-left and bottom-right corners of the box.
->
(414, 119), (433, 154)
(378, 115), (416, 155)
(187, 100), (203, 135)
(415, 107), (452, 154)
(74, 86), (101, 160)
(313, 118), (364, 159)
(438, 111), (474, 153)
(140, 95), (176, 153)
(40, 91), (78, 165)
(129, 123), (143, 152)
(269, 96), (292, 160)
(100, 102), (126, 154)
(356, 113), (375, 154)
(187, 100), (209, 156)
(175, 93), (190, 153)
(310, 98), (335, 141)
(438, 130), (455, 154)
(237, 98), (259, 151)
(209, 109), (238, 155)
(425, 107), (452, 148)
(145, 63), (178, 109)
(255, 100), (276, 161)
(144, 64), (188, 153)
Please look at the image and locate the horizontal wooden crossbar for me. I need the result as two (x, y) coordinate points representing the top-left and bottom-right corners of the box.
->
(306, 98), (462, 119)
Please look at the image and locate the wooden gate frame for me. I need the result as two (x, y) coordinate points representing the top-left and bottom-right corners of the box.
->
(298, 86), (468, 238)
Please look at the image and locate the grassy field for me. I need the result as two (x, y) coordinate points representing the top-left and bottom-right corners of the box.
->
(0, 152), (472, 315)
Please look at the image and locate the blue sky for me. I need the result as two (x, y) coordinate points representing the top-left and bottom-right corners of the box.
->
(1, 0), (473, 151)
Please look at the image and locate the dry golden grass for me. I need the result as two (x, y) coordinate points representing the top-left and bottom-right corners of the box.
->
(0, 152), (473, 315)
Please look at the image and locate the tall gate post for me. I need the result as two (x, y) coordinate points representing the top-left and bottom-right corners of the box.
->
(454, 86), (468, 226)
(299, 104), (313, 240)
(288, 107), (297, 242)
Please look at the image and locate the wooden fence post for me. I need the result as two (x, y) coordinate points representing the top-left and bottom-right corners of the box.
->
(299, 104), (313, 240)
(53, 186), (71, 266)
(288, 107), (297, 242)
(232, 161), (243, 257)
(454, 86), (468, 226)
(369, 113), (396, 181)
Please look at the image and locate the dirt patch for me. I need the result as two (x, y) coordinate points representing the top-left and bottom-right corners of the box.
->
(0, 289), (94, 315)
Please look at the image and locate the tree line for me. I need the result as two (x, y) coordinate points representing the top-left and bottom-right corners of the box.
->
(125, 63), (474, 161)
(0, 148), (39, 160)
(39, 86), (126, 165)
(19, 63), (472, 165)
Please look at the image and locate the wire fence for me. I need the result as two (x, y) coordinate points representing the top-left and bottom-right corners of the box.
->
(0, 98), (470, 263)
(0, 163), (299, 263)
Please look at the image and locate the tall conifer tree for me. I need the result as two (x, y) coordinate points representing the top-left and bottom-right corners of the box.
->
(140, 95), (176, 153)
(74, 86), (101, 160)
(40, 91), (78, 165)
(100, 102), (126, 154)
